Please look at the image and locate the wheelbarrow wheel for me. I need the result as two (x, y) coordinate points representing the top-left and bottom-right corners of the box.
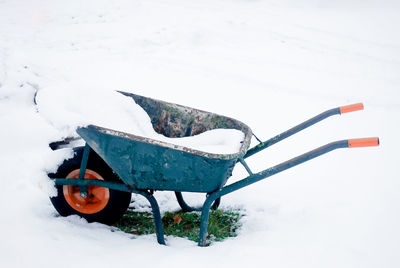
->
(49, 147), (131, 225)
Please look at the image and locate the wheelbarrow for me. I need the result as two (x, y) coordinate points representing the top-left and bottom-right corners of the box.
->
(48, 92), (379, 246)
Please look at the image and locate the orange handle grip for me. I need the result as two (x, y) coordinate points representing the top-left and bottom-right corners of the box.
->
(340, 103), (364, 114)
(348, 138), (379, 148)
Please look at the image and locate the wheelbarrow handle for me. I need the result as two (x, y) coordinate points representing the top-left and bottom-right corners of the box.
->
(244, 103), (365, 159)
(198, 137), (379, 246)
(340, 103), (364, 114)
(348, 137), (379, 148)
(240, 138), (380, 196)
(216, 138), (380, 200)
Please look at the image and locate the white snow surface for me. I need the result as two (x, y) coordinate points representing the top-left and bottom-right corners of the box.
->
(1, 0), (399, 267)
(36, 87), (245, 154)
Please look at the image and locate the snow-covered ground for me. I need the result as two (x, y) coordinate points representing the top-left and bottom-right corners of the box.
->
(1, 0), (399, 267)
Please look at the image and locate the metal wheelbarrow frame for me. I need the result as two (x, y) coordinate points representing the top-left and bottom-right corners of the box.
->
(50, 92), (379, 246)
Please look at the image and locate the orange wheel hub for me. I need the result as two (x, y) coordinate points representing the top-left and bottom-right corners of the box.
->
(63, 169), (110, 214)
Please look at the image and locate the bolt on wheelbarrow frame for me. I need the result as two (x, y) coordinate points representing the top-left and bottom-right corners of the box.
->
(51, 94), (379, 246)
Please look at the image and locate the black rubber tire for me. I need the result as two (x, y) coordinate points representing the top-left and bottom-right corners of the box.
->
(49, 147), (132, 225)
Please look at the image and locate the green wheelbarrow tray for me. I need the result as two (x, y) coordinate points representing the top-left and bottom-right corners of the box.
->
(77, 91), (253, 193)
(51, 91), (379, 246)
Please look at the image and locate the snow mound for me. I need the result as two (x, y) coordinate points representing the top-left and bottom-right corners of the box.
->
(36, 86), (244, 154)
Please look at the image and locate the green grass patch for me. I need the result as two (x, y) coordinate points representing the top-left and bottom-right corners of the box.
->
(114, 209), (242, 244)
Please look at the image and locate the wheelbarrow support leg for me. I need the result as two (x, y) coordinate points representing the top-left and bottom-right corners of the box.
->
(139, 191), (166, 245)
(198, 195), (218, 246)
(175, 192), (220, 212)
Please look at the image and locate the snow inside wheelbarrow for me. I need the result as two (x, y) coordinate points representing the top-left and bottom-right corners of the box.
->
(77, 92), (253, 193)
